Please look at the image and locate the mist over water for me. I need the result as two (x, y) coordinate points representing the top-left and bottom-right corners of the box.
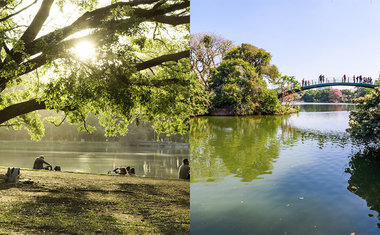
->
(0, 123), (189, 178)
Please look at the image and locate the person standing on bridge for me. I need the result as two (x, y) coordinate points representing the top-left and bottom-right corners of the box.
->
(343, 74), (346, 83)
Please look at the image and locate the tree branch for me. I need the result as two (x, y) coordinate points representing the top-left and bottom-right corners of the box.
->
(0, 49), (189, 124)
(0, 98), (77, 124)
(19, 0), (54, 44)
(24, 0), (189, 57)
(0, 99), (46, 124)
(0, 0), (38, 23)
(135, 50), (189, 71)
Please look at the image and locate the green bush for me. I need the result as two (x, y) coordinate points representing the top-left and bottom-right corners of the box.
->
(347, 87), (380, 142)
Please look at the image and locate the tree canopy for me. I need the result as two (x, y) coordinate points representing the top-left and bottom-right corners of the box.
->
(208, 44), (282, 115)
(0, 0), (190, 140)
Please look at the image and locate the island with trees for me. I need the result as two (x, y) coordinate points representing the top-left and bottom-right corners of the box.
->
(190, 33), (299, 116)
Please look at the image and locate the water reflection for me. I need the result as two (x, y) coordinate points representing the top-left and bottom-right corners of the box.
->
(346, 147), (380, 228)
(191, 116), (286, 182)
(191, 104), (380, 234)
(191, 115), (351, 183)
(296, 103), (355, 112)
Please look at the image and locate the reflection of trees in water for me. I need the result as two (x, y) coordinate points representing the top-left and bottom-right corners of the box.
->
(299, 104), (355, 112)
(345, 147), (380, 229)
(191, 115), (353, 183)
(283, 127), (351, 149)
(191, 116), (285, 182)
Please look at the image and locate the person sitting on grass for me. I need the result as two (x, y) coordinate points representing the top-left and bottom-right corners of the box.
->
(111, 166), (131, 175)
(33, 155), (52, 170)
(178, 159), (190, 180)
(129, 168), (136, 176)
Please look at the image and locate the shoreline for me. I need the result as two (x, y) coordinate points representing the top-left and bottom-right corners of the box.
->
(0, 168), (189, 234)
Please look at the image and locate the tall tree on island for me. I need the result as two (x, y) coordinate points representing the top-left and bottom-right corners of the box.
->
(0, 0), (190, 140)
(209, 43), (281, 115)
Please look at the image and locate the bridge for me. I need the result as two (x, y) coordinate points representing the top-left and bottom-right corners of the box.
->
(278, 82), (378, 98)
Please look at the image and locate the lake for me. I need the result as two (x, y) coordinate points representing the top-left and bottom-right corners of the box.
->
(0, 140), (189, 178)
(190, 103), (380, 234)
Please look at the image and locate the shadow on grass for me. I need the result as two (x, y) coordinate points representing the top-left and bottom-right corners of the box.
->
(0, 181), (189, 234)
(116, 182), (190, 234)
(0, 192), (124, 234)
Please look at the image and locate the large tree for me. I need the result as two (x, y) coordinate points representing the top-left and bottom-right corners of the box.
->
(208, 43), (281, 115)
(0, 0), (190, 140)
(190, 33), (233, 88)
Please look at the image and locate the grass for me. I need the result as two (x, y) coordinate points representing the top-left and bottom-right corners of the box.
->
(0, 168), (189, 234)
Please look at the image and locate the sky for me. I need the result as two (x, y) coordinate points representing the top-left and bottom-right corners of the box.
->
(191, 0), (380, 83)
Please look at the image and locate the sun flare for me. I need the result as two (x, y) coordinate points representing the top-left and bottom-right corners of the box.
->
(74, 41), (95, 60)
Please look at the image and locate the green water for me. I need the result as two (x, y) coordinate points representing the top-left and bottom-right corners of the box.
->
(190, 103), (380, 234)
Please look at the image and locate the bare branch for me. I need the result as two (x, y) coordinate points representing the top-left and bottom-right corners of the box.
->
(52, 113), (67, 127)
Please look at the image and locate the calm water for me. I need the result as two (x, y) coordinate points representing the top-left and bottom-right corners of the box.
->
(191, 103), (380, 234)
(0, 141), (189, 178)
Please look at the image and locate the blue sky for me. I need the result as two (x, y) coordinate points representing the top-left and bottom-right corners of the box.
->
(191, 0), (380, 82)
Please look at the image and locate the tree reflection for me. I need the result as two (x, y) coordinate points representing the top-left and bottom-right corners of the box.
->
(191, 116), (286, 182)
(345, 147), (380, 229)
(191, 115), (351, 183)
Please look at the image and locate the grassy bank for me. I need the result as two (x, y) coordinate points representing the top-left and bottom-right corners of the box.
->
(0, 168), (189, 234)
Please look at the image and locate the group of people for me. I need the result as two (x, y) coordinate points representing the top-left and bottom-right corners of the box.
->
(350, 75), (373, 84)
(33, 155), (190, 180)
(301, 74), (375, 87)
(301, 79), (311, 87)
(110, 166), (136, 176)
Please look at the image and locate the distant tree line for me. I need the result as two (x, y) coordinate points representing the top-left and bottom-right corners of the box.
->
(298, 88), (373, 103)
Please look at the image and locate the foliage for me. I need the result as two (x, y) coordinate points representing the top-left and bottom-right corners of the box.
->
(0, 0), (190, 140)
(189, 72), (210, 116)
(207, 42), (284, 115)
(328, 88), (342, 103)
(189, 33), (234, 115)
(209, 58), (281, 115)
(224, 43), (280, 84)
(277, 75), (301, 105)
(301, 87), (373, 103)
(347, 87), (380, 142)
(190, 33), (234, 87)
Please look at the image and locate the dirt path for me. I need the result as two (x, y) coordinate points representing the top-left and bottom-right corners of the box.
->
(0, 168), (189, 234)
